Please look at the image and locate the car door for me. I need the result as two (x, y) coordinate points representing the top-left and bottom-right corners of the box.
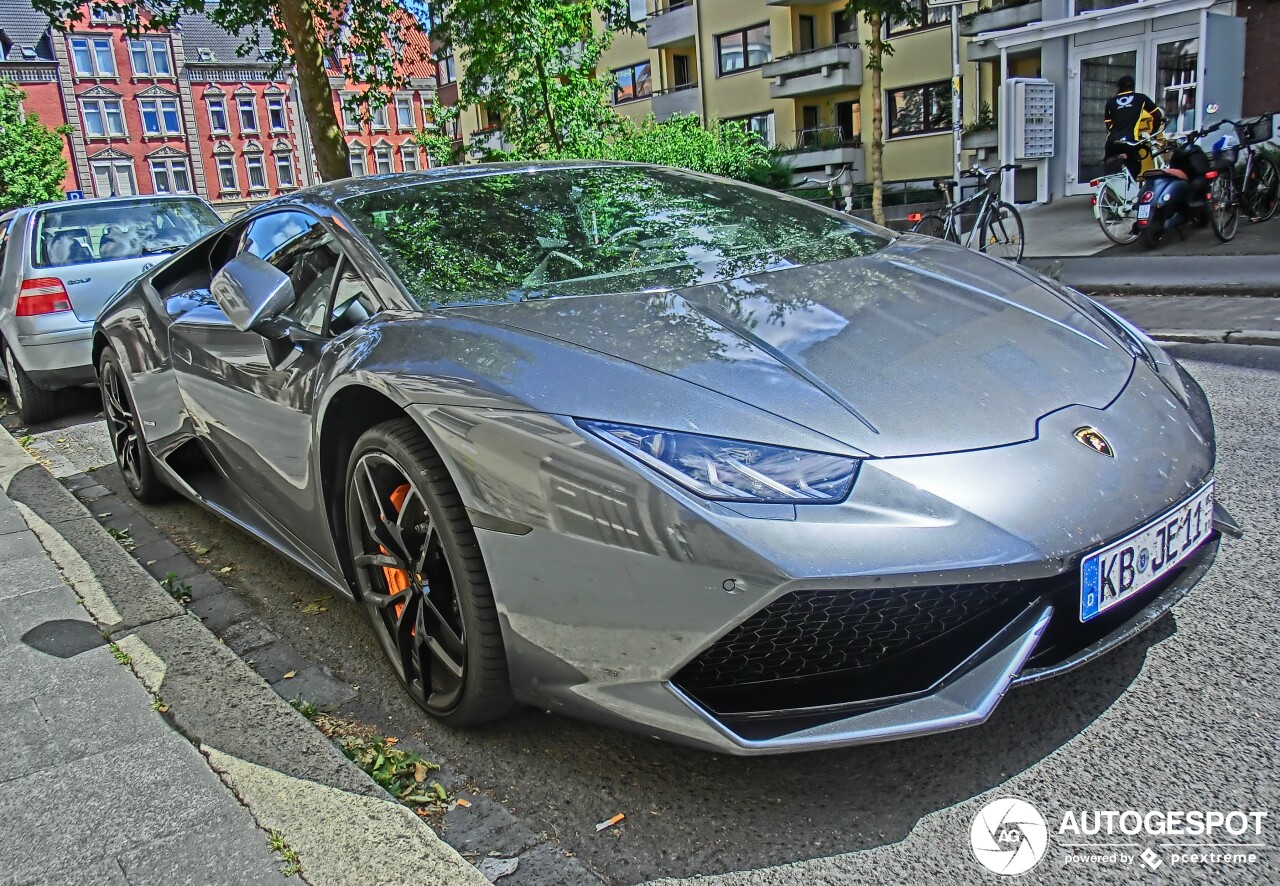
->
(168, 209), (362, 557)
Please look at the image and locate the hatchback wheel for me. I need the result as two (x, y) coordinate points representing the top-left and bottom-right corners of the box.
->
(99, 348), (170, 503)
(345, 418), (514, 727)
(3, 342), (60, 425)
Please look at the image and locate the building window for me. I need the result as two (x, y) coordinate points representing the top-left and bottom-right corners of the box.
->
(237, 96), (258, 132)
(612, 62), (652, 104)
(349, 148), (367, 177)
(89, 7), (121, 24)
(216, 156), (238, 191)
(400, 144), (420, 171)
(887, 1), (950, 37)
(887, 80), (952, 137)
(266, 96), (288, 131)
(395, 95), (414, 130)
(245, 155), (267, 190)
(275, 154), (296, 187)
(150, 158), (192, 194)
(89, 159), (135, 197)
(723, 111), (774, 147)
(341, 95), (361, 131)
(207, 98), (228, 132)
(437, 53), (456, 85)
(370, 103), (388, 130)
(70, 37), (117, 77)
(81, 99), (126, 137)
(1157, 39), (1199, 134)
(373, 146), (394, 175)
(129, 39), (171, 76)
(138, 97), (182, 136)
(716, 24), (770, 76)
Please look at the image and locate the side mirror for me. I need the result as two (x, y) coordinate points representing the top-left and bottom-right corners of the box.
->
(210, 253), (295, 334)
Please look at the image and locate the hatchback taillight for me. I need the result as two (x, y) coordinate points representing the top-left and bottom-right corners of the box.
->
(17, 278), (73, 316)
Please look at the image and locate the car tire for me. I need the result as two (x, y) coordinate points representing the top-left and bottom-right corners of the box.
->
(345, 417), (515, 727)
(98, 348), (171, 504)
(3, 341), (61, 426)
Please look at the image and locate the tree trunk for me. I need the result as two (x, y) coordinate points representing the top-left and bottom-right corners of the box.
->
(277, 0), (349, 181)
(533, 52), (562, 152)
(869, 13), (885, 227)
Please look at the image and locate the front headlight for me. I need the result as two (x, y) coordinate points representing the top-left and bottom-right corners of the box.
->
(578, 421), (860, 504)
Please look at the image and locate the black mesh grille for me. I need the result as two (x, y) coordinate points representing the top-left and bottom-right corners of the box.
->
(675, 576), (1073, 717)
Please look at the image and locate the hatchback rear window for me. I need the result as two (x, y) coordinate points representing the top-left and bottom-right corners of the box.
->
(32, 198), (221, 268)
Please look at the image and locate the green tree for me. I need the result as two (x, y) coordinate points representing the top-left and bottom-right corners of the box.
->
(32, 0), (431, 182)
(0, 82), (70, 211)
(432, 0), (635, 156)
(843, 0), (922, 225)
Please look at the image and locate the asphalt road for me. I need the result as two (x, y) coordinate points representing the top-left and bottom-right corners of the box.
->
(6, 342), (1278, 885)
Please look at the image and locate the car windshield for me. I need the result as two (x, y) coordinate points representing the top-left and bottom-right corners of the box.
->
(32, 198), (221, 268)
(339, 166), (889, 307)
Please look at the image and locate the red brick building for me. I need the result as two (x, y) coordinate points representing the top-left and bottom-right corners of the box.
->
(328, 23), (437, 176)
(1241, 0), (1280, 117)
(0, 0), (438, 214)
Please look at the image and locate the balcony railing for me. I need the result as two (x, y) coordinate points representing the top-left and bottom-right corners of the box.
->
(783, 125), (862, 154)
(960, 0), (1043, 37)
(647, 1), (696, 47)
(652, 83), (701, 121)
(762, 43), (863, 99)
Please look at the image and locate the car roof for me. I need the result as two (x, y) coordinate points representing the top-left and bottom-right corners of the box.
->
(289, 160), (645, 206)
(18, 193), (215, 215)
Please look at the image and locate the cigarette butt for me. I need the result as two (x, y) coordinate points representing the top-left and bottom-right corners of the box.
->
(456, 798), (472, 808)
(595, 813), (625, 832)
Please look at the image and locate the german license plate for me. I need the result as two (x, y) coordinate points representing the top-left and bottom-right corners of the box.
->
(1080, 483), (1214, 622)
(1137, 204), (1152, 220)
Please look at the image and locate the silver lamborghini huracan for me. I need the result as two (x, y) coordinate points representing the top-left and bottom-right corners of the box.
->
(93, 162), (1235, 754)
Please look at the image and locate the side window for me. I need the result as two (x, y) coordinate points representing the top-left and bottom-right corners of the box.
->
(241, 211), (340, 335)
(329, 257), (381, 335)
(0, 219), (11, 269)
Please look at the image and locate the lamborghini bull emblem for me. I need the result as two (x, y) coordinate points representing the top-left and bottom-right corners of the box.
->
(1074, 426), (1114, 457)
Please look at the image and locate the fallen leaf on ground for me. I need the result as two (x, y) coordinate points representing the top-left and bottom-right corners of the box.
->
(282, 670), (297, 679)
(413, 761), (429, 783)
(456, 798), (472, 808)
(218, 566), (233, 573)
(193, 544), (211, 556)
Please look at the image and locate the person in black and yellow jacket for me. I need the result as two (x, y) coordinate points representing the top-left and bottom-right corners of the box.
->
(1105, 75), (1166, 178)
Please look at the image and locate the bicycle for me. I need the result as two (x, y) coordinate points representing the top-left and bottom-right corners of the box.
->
(910, 164), (1024, 263)
(1091, 131), (1169, 245)
(1231, 113), (1278, 222)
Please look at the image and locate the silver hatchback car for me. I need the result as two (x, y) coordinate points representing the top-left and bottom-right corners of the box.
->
(0, 195), (221, 423)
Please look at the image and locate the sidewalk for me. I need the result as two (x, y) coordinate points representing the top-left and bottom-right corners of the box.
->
(1097, 294), (1280, 346)
(0, 476), (289, 884)
(0, 431), (490, 886)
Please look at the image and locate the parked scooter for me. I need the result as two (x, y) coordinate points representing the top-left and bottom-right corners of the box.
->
(1134, 124), (1237, 248)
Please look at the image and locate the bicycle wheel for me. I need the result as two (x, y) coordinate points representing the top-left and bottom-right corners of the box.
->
(1243, 154), (1279, 222)
(979, 201), (1025, 262)
(1210, 175), (1239, 241)
(1096, 184), (1138, 245)
(911, 213), (950, 240)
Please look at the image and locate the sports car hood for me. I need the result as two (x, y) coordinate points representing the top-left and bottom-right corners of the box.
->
(450, 238), (1135, 458)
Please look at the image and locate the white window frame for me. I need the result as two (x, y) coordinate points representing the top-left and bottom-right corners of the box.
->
(237, 96), (259, 133)
(437, 53), (455, 85)
(70, 36), (117, 77)
(207, 97), (229, 133)
(138, 97), (182, 136)
(349, 148), (367, 177)
(274, 153), (296, 187)
(373, 146), (394, 175)
(400, 144), (420, 171)
(89, 158), (136, 197)
(395, 95), (415, 130)
(341, 93), (361, 131)
(245, 155), (268, 191)
(370, 103), (389, 131)
(266, 96), (288, 132)
(149, 158), (192, 194)
(215, 156), (238, 191)
(129, 38), (171, 77)
(81, 98), (127, 137)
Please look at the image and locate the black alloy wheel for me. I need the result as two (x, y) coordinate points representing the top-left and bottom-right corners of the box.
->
(99, 349), (170, 503)
(345, 419), (514, 726)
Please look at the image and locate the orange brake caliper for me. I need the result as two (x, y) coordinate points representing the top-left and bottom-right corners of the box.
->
(382, 484), (413, 622)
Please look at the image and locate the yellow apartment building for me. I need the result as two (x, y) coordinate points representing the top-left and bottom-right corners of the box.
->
(456, 1), (987, 189)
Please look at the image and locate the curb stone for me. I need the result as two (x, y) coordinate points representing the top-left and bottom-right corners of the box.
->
(0, 426), (491, 886)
